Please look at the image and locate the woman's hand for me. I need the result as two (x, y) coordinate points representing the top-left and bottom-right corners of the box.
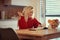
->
(17, 12), (23, 16)
(38, 24), (42, 27)
(17, 12), (23, 20)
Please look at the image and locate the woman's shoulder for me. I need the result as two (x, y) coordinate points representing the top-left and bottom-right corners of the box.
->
(32, 17), (37, 20)
(21, 16), (24, 18)
(32, 17), (39, 22)
(30, 17), (37, 21)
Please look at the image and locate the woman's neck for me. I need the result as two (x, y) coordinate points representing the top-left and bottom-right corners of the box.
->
(24, 14), (28, 22)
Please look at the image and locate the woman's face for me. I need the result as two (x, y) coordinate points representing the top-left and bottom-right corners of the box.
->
(23, 8), (33, 17)
(25, 9), (33, 17)
(28, 9), (33, 17)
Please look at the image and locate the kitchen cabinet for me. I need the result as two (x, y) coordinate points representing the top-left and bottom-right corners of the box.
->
(0, 0), (11, 5)
(0, 20), (18, 29)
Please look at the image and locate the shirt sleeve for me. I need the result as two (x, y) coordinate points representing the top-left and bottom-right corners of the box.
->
(33, 18), (41, 28)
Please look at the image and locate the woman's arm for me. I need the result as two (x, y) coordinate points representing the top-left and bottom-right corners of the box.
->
(33, 18), (42, 28)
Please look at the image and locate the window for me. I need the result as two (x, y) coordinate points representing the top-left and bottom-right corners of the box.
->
(46, 0), (60, 15)
(46, 0), (60, 28)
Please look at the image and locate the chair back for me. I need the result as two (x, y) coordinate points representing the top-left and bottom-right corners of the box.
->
(0, 28), (19, 40)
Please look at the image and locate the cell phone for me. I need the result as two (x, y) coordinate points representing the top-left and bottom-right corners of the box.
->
(43, 27), (48, 29)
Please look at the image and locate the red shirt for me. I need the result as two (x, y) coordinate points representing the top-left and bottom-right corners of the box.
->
(18, 16), (41, 29)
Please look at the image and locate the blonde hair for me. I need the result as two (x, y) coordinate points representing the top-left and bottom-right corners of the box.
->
(22, 6), (33, 13)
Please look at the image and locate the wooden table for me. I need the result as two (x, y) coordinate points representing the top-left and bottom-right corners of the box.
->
(16, 29), (60, 40)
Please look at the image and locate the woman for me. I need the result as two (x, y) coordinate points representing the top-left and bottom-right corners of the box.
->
(18, 6), (42, 29)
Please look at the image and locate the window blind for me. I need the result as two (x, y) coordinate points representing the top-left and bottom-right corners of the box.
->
(46, 0), (60, 15)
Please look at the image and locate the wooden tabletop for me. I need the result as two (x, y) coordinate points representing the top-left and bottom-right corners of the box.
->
(16, 29), (60, 37)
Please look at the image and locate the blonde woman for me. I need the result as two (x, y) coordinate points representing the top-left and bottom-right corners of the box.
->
(18, 6), (42, 29)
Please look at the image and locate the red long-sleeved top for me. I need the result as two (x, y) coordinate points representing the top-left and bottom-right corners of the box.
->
(18, 16), (41, 29)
